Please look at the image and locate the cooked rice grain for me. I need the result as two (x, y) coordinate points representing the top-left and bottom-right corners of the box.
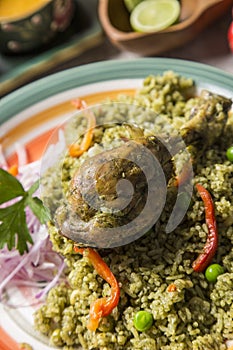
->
(35, 71), (233, 350)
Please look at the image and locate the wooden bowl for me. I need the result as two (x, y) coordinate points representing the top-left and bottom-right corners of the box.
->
(98, 0), (232, 55)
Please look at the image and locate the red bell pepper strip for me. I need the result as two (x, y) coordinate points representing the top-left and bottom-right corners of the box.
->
(167, 283), (177, 292)
(192, 183), (218, 272)
(174, 157), (193, 187)
(228, 21), (233, 53)
(228, 6), (233, 53)
(74, 246), (120, 331)
(69, 99), (96, 157)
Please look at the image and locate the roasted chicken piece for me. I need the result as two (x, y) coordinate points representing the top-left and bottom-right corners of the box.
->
(181, 90), (232, 149)
(56, 133), (171, 247)
(54, 91), (232, 248)
(68, 132), (173, 222)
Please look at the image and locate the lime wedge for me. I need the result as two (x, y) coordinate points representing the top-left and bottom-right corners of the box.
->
(124, 0), (144, 13)
(130, 0), (180, 33)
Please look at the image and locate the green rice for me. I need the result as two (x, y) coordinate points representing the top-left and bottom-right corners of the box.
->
(34, 71), (233, 349)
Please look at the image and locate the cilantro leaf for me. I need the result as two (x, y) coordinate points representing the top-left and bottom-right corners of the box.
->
(0, 168), (26, 204)
(27, 179), (51, 223)
(27, 196), (51, 224)
(0, 200), (33, 254)
(0, 170), (50, 255)
(28, 180), (40, 196)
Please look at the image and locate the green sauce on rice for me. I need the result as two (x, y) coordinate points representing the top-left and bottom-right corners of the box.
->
(35, 71), (233, 350)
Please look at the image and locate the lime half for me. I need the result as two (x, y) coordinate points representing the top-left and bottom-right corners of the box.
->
(130, 0), (180, 33)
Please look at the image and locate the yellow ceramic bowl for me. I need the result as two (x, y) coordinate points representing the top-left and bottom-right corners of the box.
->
(0, 0), (74, 54)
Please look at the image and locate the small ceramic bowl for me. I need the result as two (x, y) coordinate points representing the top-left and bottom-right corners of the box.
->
(0, 0), (74, 54)
(98, 0), (233, 56)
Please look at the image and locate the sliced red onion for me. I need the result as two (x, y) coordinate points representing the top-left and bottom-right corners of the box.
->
(0, 144), (66, 306)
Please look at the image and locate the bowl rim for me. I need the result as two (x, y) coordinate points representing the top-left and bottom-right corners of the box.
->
(0, 0), (53, 23)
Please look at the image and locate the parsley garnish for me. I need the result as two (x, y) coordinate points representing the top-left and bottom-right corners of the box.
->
(0, 168), (50, 255)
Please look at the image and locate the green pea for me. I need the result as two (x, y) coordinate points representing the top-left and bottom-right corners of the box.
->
(226, 146), (233, 162)
(134, 310), (153, 332)
(205, 264), (224, 283)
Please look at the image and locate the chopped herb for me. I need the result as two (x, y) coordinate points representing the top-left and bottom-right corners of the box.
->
(0, 168), (50, 255)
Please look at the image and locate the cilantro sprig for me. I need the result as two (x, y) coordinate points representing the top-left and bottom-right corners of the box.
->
(0, 168), (50, 255)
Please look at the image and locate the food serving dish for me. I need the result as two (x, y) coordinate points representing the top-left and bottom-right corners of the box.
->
(0, 58), (233, 350)
(98, 0), (233, 55)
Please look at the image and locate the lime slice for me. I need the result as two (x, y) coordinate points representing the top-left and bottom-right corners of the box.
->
(124, 0), (144, 13)
(130, 0), (180, 33)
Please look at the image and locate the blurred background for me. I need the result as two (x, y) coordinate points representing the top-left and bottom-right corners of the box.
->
(0, 0), (232, 97)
